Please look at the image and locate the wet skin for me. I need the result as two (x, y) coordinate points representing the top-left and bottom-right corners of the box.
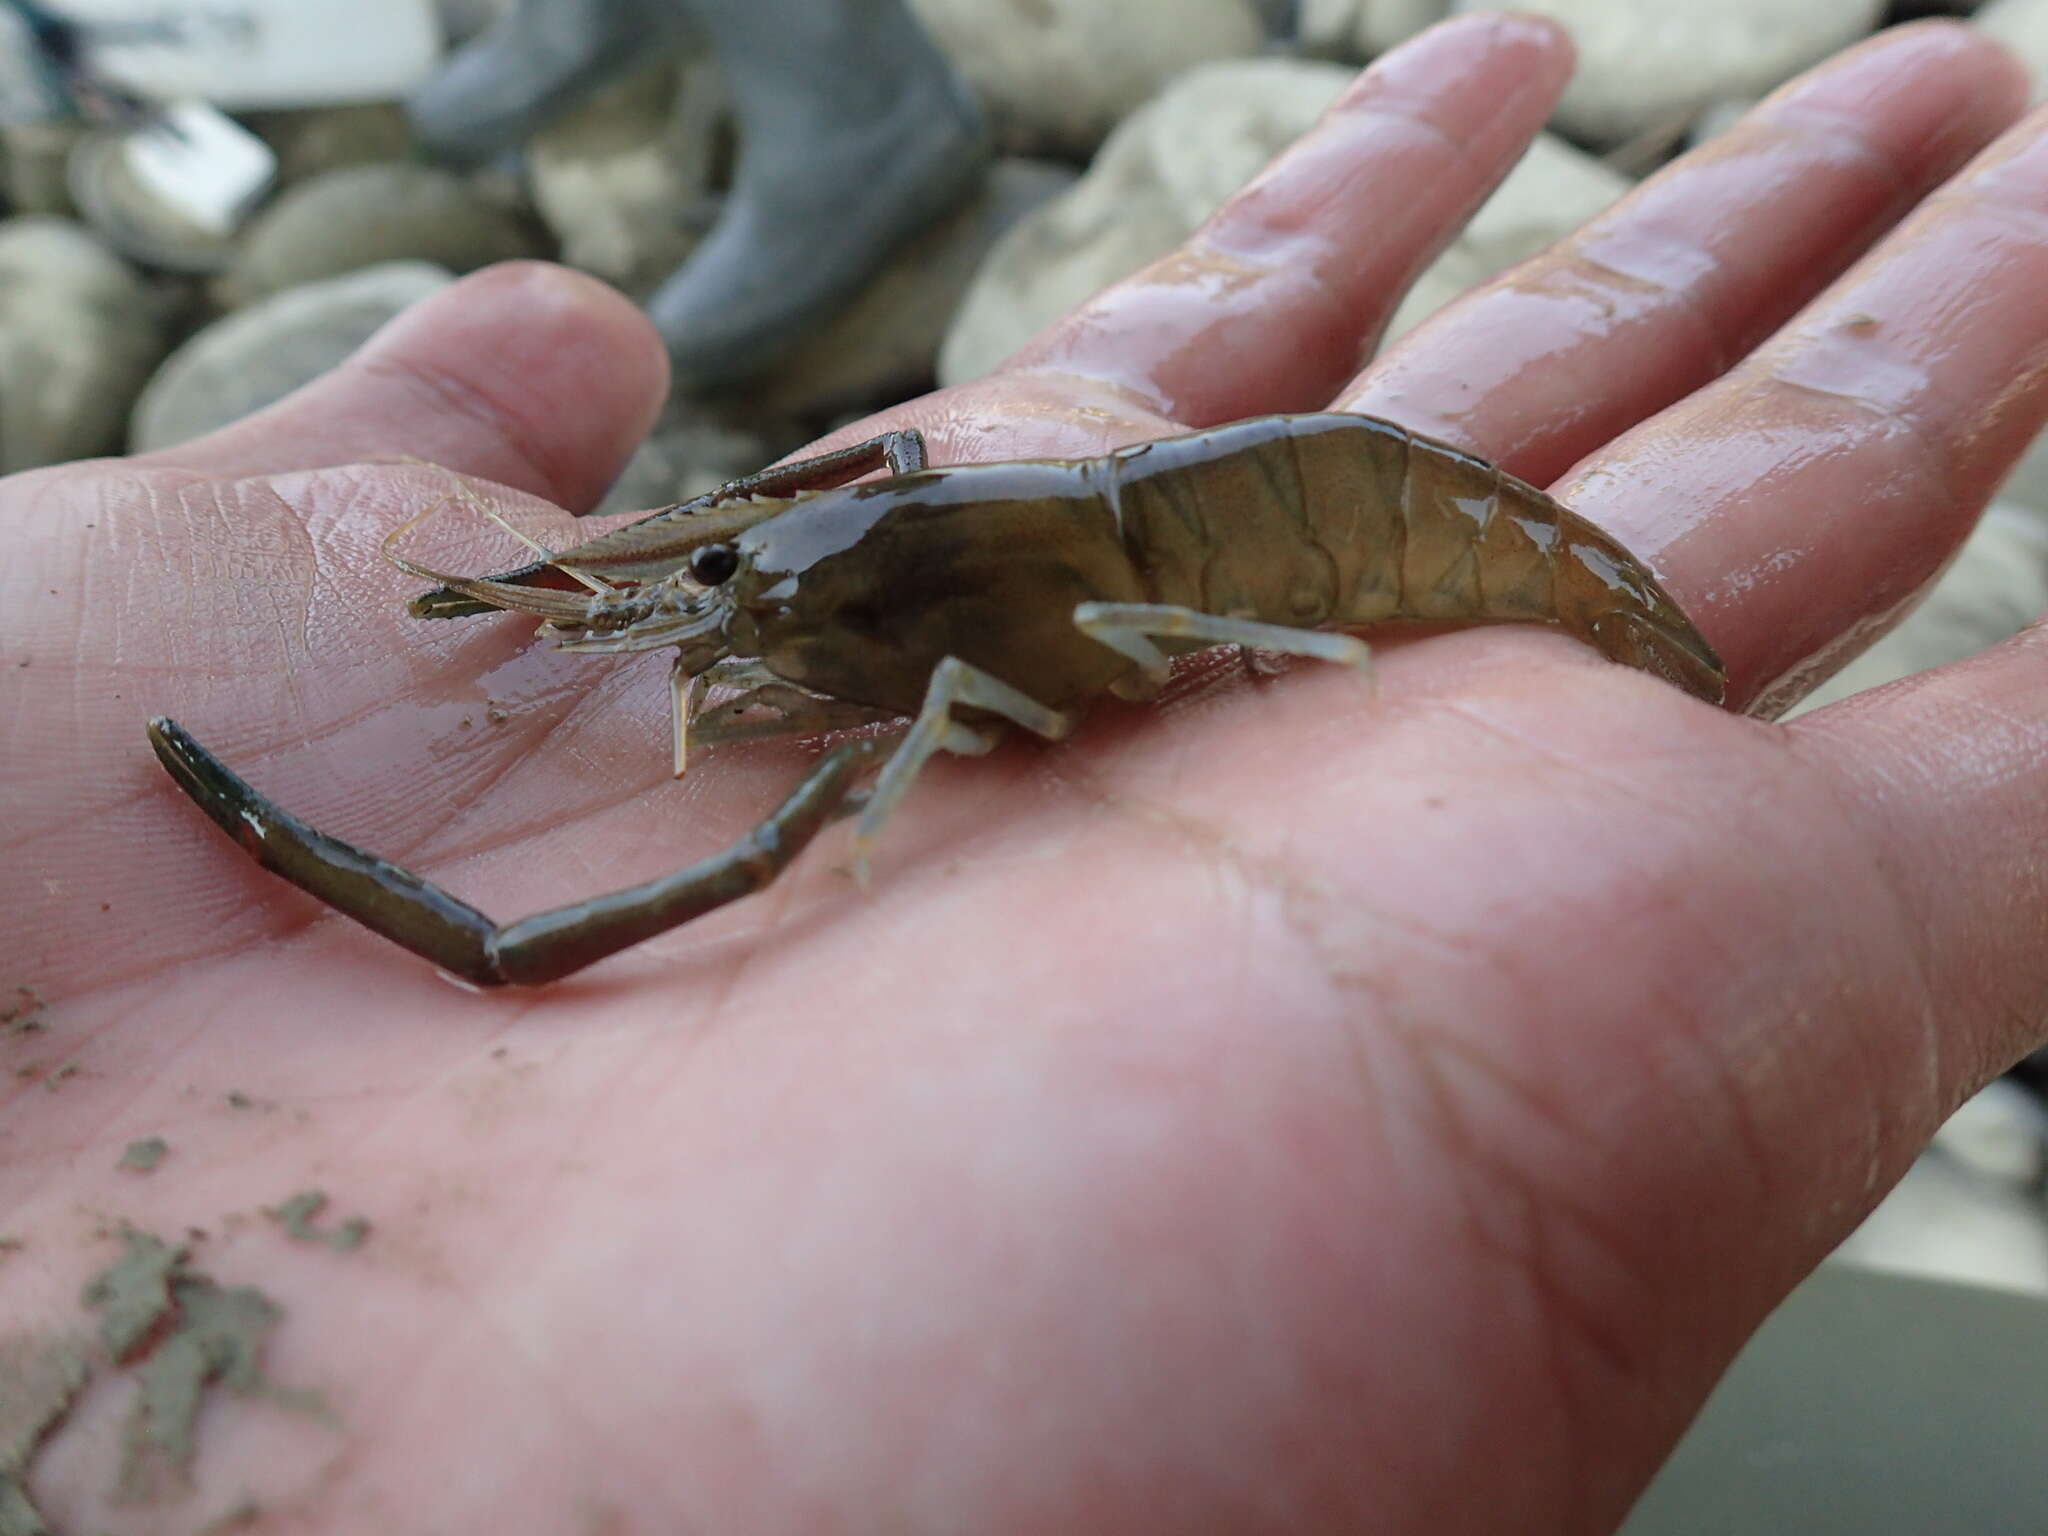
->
(7, 15), (2048, 1534)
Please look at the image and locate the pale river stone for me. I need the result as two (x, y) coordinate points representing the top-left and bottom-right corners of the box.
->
(1451, 0), (1883, 146)
(909, 0), (1268, 158)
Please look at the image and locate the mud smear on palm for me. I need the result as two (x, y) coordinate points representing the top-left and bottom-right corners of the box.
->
(82, 1227), (322, 1501)
(0, 1331), (91, 1536)
(118, 1137), (169, 1173)
(265, 1191), (370, 1252)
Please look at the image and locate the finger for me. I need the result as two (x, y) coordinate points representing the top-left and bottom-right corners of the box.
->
(1786, 623), (2048, 1106)
(136, 262), (671, 513)
(1557, 106), (2048, 714)
(1344, 19), (2029, 487)
(993, 11), (1575, 425)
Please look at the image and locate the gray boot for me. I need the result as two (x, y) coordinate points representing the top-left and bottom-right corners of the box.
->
(407, 0), (688, 167)
(644, 0), (988, 388)
(408, 0), (988, 388)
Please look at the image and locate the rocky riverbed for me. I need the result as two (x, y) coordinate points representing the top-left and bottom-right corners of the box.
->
(5, 0), (2047, 1293)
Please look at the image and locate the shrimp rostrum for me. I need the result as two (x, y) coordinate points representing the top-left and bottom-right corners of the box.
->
(148, 412), (1724, 986)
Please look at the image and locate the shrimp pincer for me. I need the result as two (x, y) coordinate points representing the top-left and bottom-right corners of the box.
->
(148, 412), (1724, 986)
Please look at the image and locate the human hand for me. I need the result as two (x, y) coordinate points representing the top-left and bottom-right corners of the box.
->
(6, 14), (2047, 1533)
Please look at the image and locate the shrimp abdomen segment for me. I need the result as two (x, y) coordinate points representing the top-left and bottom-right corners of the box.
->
(1108, 417), (1368, 627)
(1385, 428), (1559, 623)
(1259, 413), (1557, 625)
(1105, 413), (1723, 703)
(1109, 414), (1563, 628)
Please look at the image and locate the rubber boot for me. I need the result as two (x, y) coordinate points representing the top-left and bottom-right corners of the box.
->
(407, 0), (688, 167)
(644, 0), (988, 388)
(410, 0), (987, 386)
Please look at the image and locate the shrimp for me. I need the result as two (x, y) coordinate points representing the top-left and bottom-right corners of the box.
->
(148, 412), (1723, 986)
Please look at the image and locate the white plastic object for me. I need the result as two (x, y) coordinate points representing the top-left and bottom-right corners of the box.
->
(120, 99), (275, 234)
(60, 0), (442, 110)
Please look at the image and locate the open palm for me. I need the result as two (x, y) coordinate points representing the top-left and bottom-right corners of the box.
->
(8, 16), (2048, 1533)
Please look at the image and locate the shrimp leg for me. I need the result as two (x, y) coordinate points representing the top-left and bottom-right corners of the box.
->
(410, 428), (931, 619)
(1073, 602), (1374, 678)
(146, 717), (879, 987)
(672, 655), (783, 776)
(849, 657), (1076, 881)
(670, 659), (898, 773)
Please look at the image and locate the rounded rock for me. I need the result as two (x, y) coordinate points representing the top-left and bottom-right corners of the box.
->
(909, 0), (1267, 159)
(0, 218), (168, 471)
(250, 103), (418, 186)
(1451, 0), (1883, 147)
(217, 163), (543, 308)
(1297, 0), (1451, 60)
(526, 49), (715, 291)
(1977, 0), (2048, 104)
(132, 262), (454, 452)
(940, 59), (1354, 386)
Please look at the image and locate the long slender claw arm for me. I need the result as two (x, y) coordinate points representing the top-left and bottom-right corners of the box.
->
(408, 429), (930, 619)
(147, 718), (879, 987)
(148, 717), (500, 981)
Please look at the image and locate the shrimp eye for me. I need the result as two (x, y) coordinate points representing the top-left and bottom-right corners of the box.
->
(690, 544), (739, 586)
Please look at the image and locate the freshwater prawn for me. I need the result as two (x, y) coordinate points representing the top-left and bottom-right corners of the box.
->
(147, 412), (1725, 986)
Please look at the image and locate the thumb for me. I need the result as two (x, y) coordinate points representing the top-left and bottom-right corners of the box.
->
(136, 262), (670, 512)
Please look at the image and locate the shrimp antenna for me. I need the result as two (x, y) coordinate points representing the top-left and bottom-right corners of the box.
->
(473, 504), (613, 597)
(379, 465), (618, 598)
